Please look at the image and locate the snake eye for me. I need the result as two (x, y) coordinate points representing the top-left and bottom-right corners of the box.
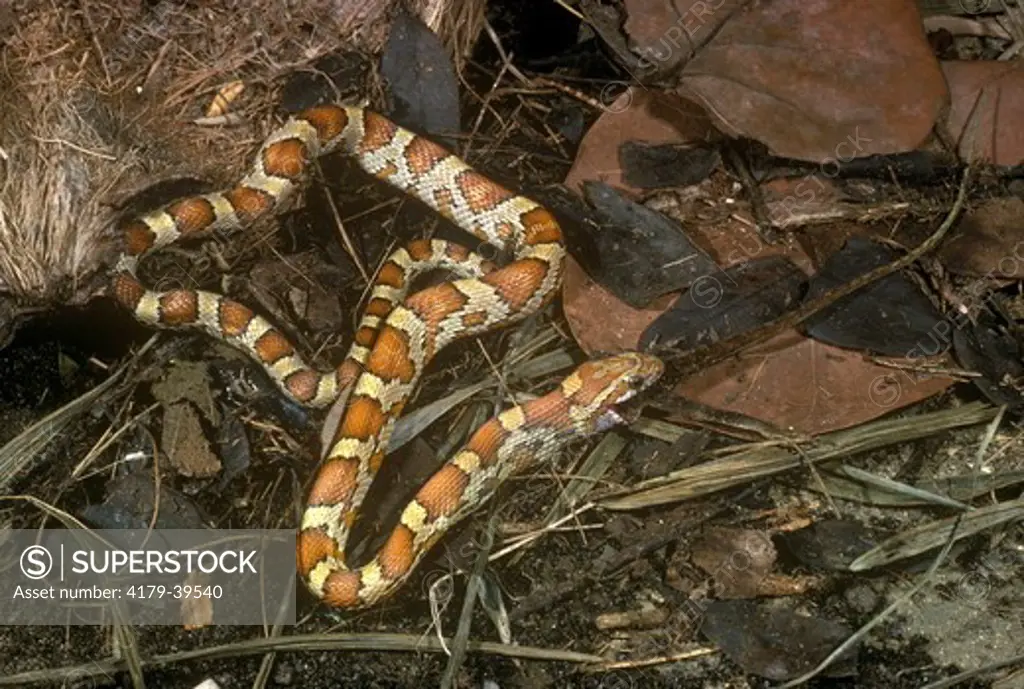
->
(627, 374), (645, 389)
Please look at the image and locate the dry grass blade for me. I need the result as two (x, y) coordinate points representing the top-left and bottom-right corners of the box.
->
(820, 464), (970, 510)
(509, 348), (575, 380)
(918, 651), (1024, 689)
(599, 402), (998, 510)
(387, 379), (494, 454)
(440, 515), (498, 689)
(917, 470), (1024, 501)
(0, 632), (602, 687)
(848, 496), (1024, 571)
(631, 417), (690, 443)
(113, 612), (145, 689)
(2, 494), (90, 528)
(477, 570), (512, 645)
(545, 431), (627, 522)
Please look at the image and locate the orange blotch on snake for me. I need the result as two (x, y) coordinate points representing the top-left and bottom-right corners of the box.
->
(406, 239), (434, 262)
(359, 111), (399, 154)
(299, 105), (349, 142)
(354, 326), (376, 348)
(158, 290), (199, 325)
(334, 360), (362, 392)
(167, 197), (216, 236)
(307, 456), (360, 506)
(456, 169), (515, 214)
(378, 524), (416, 579)
(520, 207), (563, 246)
(365, 298), (395, 318)
(407, 283), (467, 331)
(460, 310), (488, 329)
(255, 329), (294, 363)
(262, 138), (307, 179)
(464, 419), (509, 466)
(403, 136), (448, 175)
(123, 221), (157, 255)
(415, 463), (470, 519)
(224, 185), (273, 223)
(296, 528), (338, 575)
(111, 274), (146, 309)
(338, 396), (388, 442)
(376, 261), (405, 289)
(322, 570), (362, 608)
(365, 327), (417, 383)
(486, 259), (550, 311)
(284, 369), (319, 403)
(218, 300), (255, 337)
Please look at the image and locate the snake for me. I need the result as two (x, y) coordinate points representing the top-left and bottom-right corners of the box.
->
(110, 103), (664, 608)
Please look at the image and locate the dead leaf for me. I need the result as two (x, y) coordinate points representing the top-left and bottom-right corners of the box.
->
(691, 528), (777, 598)
(674, 330), (955, 435)
(565, 87), (717, 195)
(677, 0), (947, 161)
(623, 0), (744, 75)
(701, 600), (858, 680)
(563, 256), (675, 354)
(162, 403), (221, 478)
(939, 197), (1024, 277)
(380, 8), (460, 138)
(939, 60), (1024, 165)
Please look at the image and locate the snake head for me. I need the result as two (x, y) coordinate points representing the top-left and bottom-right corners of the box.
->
(564, 353), (664, 434)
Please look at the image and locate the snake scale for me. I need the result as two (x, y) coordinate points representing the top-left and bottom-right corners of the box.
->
(111, 103), (663, 608)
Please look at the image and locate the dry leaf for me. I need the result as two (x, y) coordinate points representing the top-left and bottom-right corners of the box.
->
(677, 0), (947, 161)
(939, 60), (1024, 165)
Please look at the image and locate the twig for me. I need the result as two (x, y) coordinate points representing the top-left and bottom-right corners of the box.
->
(549, 0), (584, 20)
(665, 166), (974, 375)
(595, 646), (718, 671)
(918, 652), (1024, 689)
(319, 167), (370, 284)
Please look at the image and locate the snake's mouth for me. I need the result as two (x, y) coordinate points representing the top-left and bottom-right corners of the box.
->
(594, 407), (624, 432)
(596, 401), (645, 432)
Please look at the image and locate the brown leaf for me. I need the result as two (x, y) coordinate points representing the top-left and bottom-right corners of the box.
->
(162, 403), (221, 478)
(565, 87), (717, 195)
(691, 528), (777, 598)
(677, 0), (947, 161)
(563, 256), (674, 355)
(939, 60), (1024, 165)
(939, 197), (1024, 277)
(674, 330), (956, 435)
(623, 0), (744, 74)
(564, 207), (812, 356)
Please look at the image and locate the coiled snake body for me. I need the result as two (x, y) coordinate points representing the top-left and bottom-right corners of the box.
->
(111, 104), (663, 608)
